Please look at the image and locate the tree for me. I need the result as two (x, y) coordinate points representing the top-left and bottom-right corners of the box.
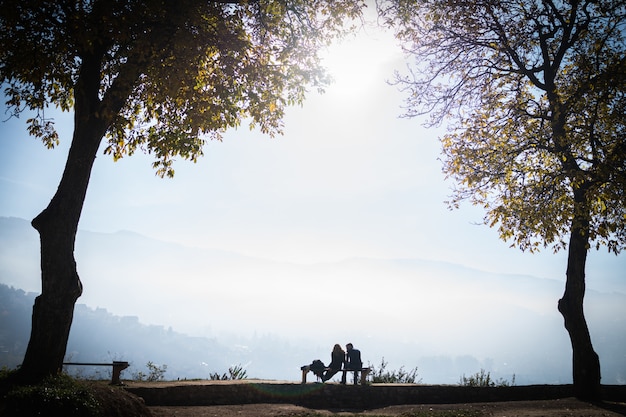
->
(378, 0), (626, 400)
(0, 0), (365, 382)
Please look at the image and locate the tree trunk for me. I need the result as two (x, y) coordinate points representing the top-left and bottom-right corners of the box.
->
(18, 51), (109, 381)
(558, 201), (601, 400)
(18, 120), (104, 381)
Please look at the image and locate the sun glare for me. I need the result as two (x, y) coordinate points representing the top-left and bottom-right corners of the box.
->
(321, 30), (399, 97)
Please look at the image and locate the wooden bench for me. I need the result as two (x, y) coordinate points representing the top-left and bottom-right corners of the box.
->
(62, 361), (129, 385)
(300, 365), (371, 384)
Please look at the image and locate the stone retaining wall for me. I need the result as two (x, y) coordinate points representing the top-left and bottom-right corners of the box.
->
(124, 383), (626, 408)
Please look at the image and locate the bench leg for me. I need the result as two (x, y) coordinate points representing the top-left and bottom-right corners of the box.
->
(360, 369), (369, 385)
(111, 362), (129, 385)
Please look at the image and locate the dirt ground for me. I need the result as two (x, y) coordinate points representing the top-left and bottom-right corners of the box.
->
(148, 398), (626, 417)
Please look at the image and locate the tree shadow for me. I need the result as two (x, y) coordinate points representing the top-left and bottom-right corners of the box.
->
(593, 401), (626, 416)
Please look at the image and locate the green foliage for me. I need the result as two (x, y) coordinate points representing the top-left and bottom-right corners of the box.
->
(0, 0), (367, 178)
(0, 365), (16, 380)
(369, 357), (421, 384)
(458, 369), (516, 387)
(379, 0), (626, 255)
(132, 361), (167, 382)
(1, 373), (101, 417)
(209, 364), (248, 380)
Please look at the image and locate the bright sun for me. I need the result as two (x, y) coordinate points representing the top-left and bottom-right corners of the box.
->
(321, 29), (399, 97)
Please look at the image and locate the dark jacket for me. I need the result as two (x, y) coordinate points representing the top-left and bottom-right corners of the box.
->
(346, 348), (362, 370)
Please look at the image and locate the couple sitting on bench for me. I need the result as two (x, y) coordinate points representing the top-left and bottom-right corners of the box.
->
(320, 342), (362, 384)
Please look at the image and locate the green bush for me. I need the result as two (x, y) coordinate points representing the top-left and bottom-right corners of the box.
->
(458, 369), (515, 387)
(2, 373), (101, 417)
(369, 357), (421, 384)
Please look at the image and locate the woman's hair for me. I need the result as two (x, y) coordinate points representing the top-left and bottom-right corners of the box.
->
(333, 344), (344, 353)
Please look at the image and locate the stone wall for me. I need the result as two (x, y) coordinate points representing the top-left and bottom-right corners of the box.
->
(124, 383), (626, 408)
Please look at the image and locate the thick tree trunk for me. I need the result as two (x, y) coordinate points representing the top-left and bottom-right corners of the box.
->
(18, 51), (110, 381)
(18, 121), (104, 382)
(558, 205), (601, 400)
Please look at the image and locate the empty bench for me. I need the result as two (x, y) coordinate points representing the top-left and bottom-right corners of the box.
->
(62, 361), (129, 385)
(300, 365), (371, 384)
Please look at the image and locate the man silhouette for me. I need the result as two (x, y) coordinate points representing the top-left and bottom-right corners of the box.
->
(342, 343), (362, 384)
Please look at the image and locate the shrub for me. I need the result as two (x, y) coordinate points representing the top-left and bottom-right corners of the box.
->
(2, 373), (101, 417)
(132, 361), (167, 382)
(209, 364), (248, 380)
(458, 369), (516, 387)
(368, 357), (421, 384)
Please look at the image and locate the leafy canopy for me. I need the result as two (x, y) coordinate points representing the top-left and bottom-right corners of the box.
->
(379, 0), (626, 254)
(1, 0), (365, 177)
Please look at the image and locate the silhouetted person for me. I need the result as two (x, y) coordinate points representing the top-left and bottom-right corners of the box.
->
(342, 342), (362, 384)
(322, 344), (345, 382)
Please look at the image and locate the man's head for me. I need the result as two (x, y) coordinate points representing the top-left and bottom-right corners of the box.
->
(346, 343), (353, 351)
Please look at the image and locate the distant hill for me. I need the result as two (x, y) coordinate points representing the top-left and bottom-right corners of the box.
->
(0, 283), (242, 379)
(1, 216), (625, 384)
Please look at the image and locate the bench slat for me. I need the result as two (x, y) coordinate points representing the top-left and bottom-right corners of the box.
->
(63, 362), (123, 366)
(62, 361), (129, 385)
(300, 366), (371, 384)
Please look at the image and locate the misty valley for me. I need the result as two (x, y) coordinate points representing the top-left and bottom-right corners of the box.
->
(1, 217), (625, 384)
